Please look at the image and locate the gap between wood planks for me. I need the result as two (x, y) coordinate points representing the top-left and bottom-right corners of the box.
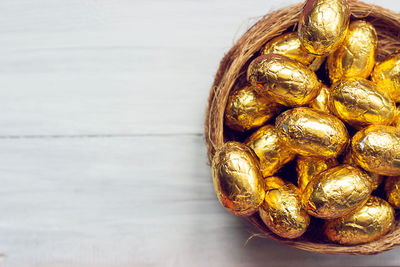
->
(0, 133), (203, 139)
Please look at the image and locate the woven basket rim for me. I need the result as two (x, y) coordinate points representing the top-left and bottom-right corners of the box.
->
(205, 0), (400, 255)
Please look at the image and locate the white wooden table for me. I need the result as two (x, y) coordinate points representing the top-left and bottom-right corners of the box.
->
(1, 0), (400, 266)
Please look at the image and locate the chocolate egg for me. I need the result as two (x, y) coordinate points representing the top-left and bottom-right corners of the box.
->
(296, 156), (338, 192)
(372, 52), (400, 102)
(259, 176), (310, 239)
(330, 78), (396, 129)
(261, 32), (324, 71)
(275, 107), (349, 158)
(302, 165), (373, 219)
(308, 84), (331, 114)
(225, 85), (281, 132)
(247, 54), (322, 107)
(212, 142), (265, 216)
(342, 149), (384, 191)
(352, 125), (400, 176)
(327, 20), (377, 83)
(245, 125), (295, 177)
(324, 196), (394, 245)
(299, 0), (350, 56)
(385, 176), (400, 209)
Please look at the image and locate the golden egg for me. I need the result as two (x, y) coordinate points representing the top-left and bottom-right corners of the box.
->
(327, 20), (377, 83)
(324, 196), (394, 245)
(296, 156), (338, 192)
(352, 125), (400, 176)
(298, 0), (350, 56)
(308, 85), (331, 114)
(261, 32), (324, 71)
(212, 142), (265, 216)
(224, 85), (281, 132)
(372, 52), (400, 102)
(385, 176), (400, 209)
(247, 54), (322, 107)
(342, 149), (384, 191)
(275, 107), (349, 158)
(330, 78), (396, 129)
(245, 125), (296, 177)
(259, 176), (310, 239)
(302, 165), (373, 219)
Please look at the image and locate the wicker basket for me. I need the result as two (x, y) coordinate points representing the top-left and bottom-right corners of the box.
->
(205, 0), (400, 255)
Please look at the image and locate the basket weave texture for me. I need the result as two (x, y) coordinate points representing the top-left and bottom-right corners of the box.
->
(205, 0), (400, 255)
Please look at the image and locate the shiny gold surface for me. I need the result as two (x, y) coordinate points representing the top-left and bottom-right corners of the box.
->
(385, 176), (400, 209)
(298, 0), (350, 56)
(327, 20), (377, 83)
(352, 125), (400, 176)
(296, 156), (338, 192)
(247, 54), (322, 107)
(302, 165), (373, 219)
(259, 177), (310, 239)
(245, 125), (296, 177)
(224, 85), (281, 132)
(275, 107), (349, 158)
(212, 142), (265, 216)
(342, 149), (384, 191)
(372, 53), (400, 102)
(392, 106), (400, 127)
(309, 85), (331, 114)
(330, 78), (396, 129)
(324, 196), (394, 245)
(261, 32), (316, 66)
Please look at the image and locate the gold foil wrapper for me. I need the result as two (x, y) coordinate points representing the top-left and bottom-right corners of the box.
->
(372, 52), (400, 102)
(245, 125), (295, 177)
(308, 85), (331, 114)
(259, 177), (310, 239)
(330, 78), (396, 129)
(342, 149), (384, 191)
(324, 196), (394, 245)
(392, 106), (400, 127)
(299, 0), (350, 56)
(261, 32), (323, 70)
(385, 176), (400, 209)
(352, 125), (400, 176)
(247, 54), (322, 107)
(275, 107), (349, 158)
(302, 165), (373, 219)
(327, 20), (377, 83)
(296, 156), (338, 192)
(212, 142), (265, 216)
(224, 85), (281, 132)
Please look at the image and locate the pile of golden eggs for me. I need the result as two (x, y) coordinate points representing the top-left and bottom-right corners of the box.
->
(212, 0), (400, 245)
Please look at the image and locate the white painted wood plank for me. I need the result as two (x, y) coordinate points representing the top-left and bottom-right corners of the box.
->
(0, 136), (399, 266)
(3, 0), (398, 136)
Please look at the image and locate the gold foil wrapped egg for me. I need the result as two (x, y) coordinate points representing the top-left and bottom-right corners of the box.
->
(330, 78), (396, 129)
(385, 176), (400, 209)
(261, 32), (324, 71)
(352, 125), (400, 176)
(372, 53), (400, 102)
(298, 0), (350, 56)
(302, 165), (373, 219)
(324, 196), (394, 245)
(308, 85), (331, 114)
(212, 142), (265, 216)
(275, 107), (349, 158)
(245, 125), (296, 177)
(259, 176), (310, 239)
(296, 156), (338, 192)
(224, 85), (281, 132)
(247, 54), (322, 107)
(327, 20), (377, 83)
(342, 149), (384, 191)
